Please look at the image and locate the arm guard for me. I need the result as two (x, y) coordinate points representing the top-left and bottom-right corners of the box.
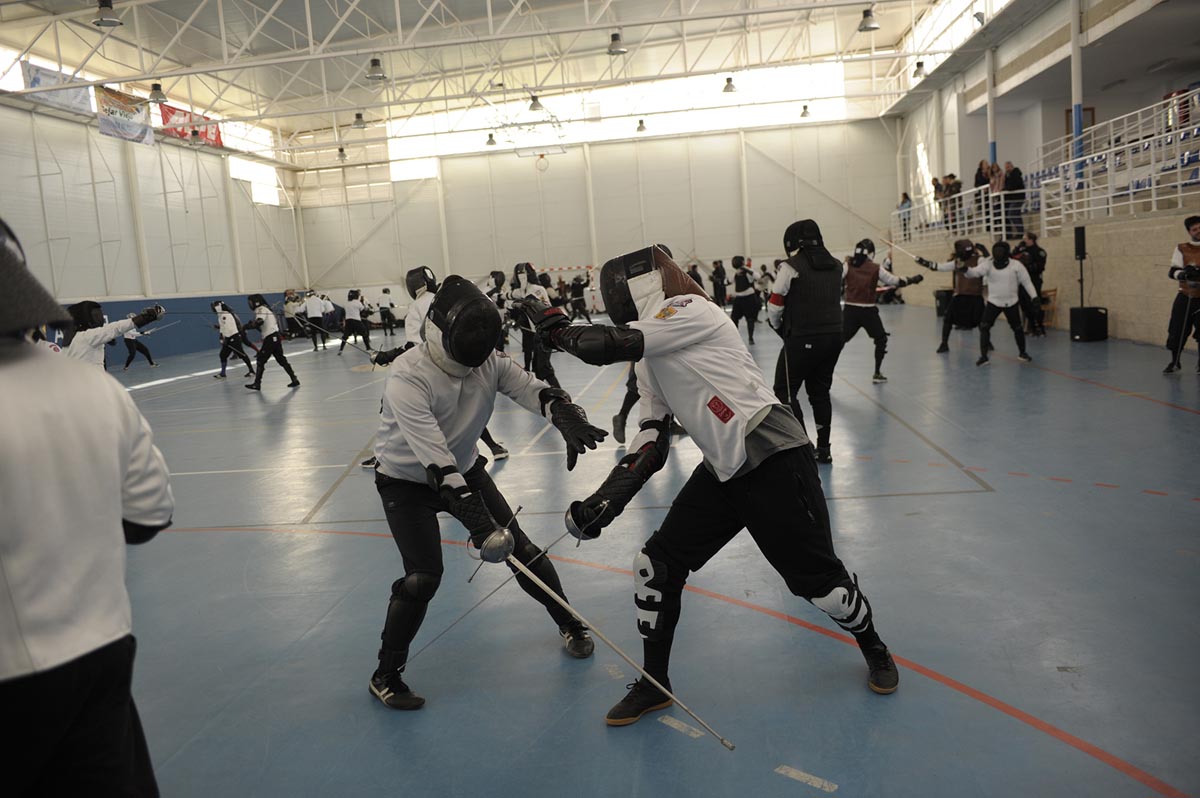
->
(130, 304), (165, 328)
(548, 324), (645, 365)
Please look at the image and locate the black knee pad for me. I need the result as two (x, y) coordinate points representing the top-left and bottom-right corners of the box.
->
(395, 572), (441, 603)
(634, 539), (688, 641)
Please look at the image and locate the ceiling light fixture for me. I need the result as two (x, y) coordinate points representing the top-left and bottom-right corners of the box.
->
(637, 119), (646, 132)
(337, 147), (347, 162)
(858, 8), (880, 33)
(92, 0), (122, 28)
(365, 57), (387, 81)
(486, 132), (497, 146)
(351, 112), (367, 130)
(608, 32), (628, 56)
(529, 94), (544, 112)
(801, 104), (811, 118)
(147, 82), (167, 104)
(913, 61), (927, 79)
(723, 76), (736, 93)
(973, 11), (986, 25)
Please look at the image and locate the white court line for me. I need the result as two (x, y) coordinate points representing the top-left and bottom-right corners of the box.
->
(124, 347), (315, 392)
(324, 376), (387, 401)
(170, 464), (348, 476)
(518, 365), (611, 456)
(774, 766), (838, 792)
(658, 716), (704, 739)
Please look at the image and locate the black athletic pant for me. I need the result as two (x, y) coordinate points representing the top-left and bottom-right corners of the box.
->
(252, 333), (297, 386)
(520, 329), (536, 371)
(941, 295), (984, 344)
(4, 635), (158, 797)
(302, 315), (328, 348)
(286, 317), (305, 338)
(379, 308), (396, 335)
(123, 338), (155, 368)
(375, 456), (575, 671)
(843, 305), (887, 372)
(730, 295), (760, 341)
(569, 299), (592, 323)
(219, 334), (254, 373)
(340, 319), (371, 352)
(637, 447), (874, 683)
(1166, 292), (1200, 363)
(617, 364), (639, 419)
(774, 333), (843, 449)
(979, 302), (1026, 356)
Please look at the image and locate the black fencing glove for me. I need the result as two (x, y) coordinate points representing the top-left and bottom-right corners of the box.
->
(974, 242), (990, 258)
(372, 347), (405, 366)
(131, 304), (166, 328)
(902, 273), (924, 287)
(426, 464), (513, 563)
(513, 297), (571, 346)
(914, 257), (934, 269)
(566, 415), (670, 538)
(540, 388), (607, 470)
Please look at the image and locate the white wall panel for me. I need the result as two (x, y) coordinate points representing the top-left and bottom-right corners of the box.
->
(536, 147), (590, 267)
(635, 138), (695, 264)
(591, 141), (646, 261)
(686, 134), (743, 264)
(488, 154), (548, 269)
(443, 157), (500, 278)
(391, 178), (444, 277)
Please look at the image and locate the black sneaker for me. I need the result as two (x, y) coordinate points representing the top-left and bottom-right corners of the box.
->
(213, 373), (227, 379)
(560, 623), (595, 658)
(605, 678), (673, 726)
(975, 356), (990, 367)
(815, 445), (833, 464)
(1017, 352), (1032, 363)
(369, 671), (425, 710)
(1163, 361), (1180, 374)
(287, 379), (301, 388)
(245, 383), (261, 391)
(936, 342), (949, 354)
(244, 371), (254, 378)
(489, 444), (509, 461)
(872, 371), (887, 383)
(611, 413), (627, 445)
(361, 456), (378, 469)
(862, 644), (900, 695)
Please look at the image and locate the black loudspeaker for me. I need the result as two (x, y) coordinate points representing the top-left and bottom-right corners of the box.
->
(1070, 307), (1107, 341)
(1074, 226), (1087, 260)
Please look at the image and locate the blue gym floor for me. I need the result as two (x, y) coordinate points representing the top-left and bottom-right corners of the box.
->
(111, 305), (1199, 798)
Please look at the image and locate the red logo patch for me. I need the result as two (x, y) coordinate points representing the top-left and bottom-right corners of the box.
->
(706, 396), (734, 423)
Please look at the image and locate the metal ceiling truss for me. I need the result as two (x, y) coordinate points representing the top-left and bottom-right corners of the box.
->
(0, 0), (940, 154)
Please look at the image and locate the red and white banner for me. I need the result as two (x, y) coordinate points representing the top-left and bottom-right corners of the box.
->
(160, 103), (223, 148)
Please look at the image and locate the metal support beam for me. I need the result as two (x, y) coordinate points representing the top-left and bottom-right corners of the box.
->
(985, 46), (996, 164)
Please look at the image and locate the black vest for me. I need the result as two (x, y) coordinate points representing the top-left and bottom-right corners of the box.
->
(783, 251), (843, 336)
(734, 270), (753, 292)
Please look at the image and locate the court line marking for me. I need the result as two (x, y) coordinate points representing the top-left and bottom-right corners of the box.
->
(125, 346), (315, 394)
(837, 377), (995, 493)
(324, 376), (387, 402)
(658, 716), (704, 739)
(163, 524), (1187, 798)
(993, 353), (1200, 416)
(773, 765), (838, 792)
(171, 465), (348, 477)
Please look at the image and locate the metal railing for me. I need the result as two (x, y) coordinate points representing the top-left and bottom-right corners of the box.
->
(1038, 122), (1200, 226)
(889, 184), (1040, 247)
(1034, 88), (1200, 174)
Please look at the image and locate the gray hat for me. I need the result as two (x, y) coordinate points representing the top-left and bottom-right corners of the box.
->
(0, 219), (70, 336)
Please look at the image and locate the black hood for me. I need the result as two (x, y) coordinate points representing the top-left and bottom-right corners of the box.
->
(0, 219), (71, 336)
(784, 220), (838, 271)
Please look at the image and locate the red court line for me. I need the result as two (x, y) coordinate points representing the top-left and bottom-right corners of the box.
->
(963, 466), (989, 472)
(1047, 477), (1074, 483)
(171, 524), (1187, 797)
(1094, 483), (1120, 489)
(1143, 490), (1169, 496)
(996, 355), (1200, 416)
(1008, 471), (1031, 477)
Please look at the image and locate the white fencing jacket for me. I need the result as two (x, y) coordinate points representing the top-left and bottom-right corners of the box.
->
(65, 318), (135, 367)
(963, 258), (1037, 308)
(629, 295), (782, 482)
(405, 292), (435, 347)
(216, 309), (240, 337)
(374, 346), (548, 486)
(0, 342), (174, 680)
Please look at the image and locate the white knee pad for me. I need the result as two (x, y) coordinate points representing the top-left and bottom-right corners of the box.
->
(633, 551), (664, 638)
(809, 584), (872, 635)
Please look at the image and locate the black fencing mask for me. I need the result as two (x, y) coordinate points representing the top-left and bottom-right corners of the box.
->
(783, 220), (824, 256)
(992, 240), (1011, 269)
(851, 238), (875, 268)
(247, 294), (267, 310)
(425, 275), (502, 371)
(953, 239), (975, 260)
(601, 245), (705, 325)
(406, 266), (437, 299)
(0, 218), (70, 336)
(68, 300), (104, 331)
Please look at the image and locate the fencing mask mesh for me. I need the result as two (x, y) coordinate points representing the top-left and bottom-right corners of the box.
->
(426, 275), (502, 369)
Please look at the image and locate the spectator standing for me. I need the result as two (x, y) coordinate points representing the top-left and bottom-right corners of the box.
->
(1013, 232), (1047, 335)
(1003, 161), (1026, 239)
(898, 193), (913, 241)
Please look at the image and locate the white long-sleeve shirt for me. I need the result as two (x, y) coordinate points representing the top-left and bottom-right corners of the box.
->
(0, 342), (174, 680)
(344, 298), (366, 322)
(629, 295), (784, 482)
(216, 309), (240, 337)
(303, 296), (324, 317)
(963, 258), (1037, 308)
(253, 305), (279, 337)
(405, 292), (435, 347)
(374, 346), (548, 485)
(766, 262), (799, 329)
(65, 318), (135, 367)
